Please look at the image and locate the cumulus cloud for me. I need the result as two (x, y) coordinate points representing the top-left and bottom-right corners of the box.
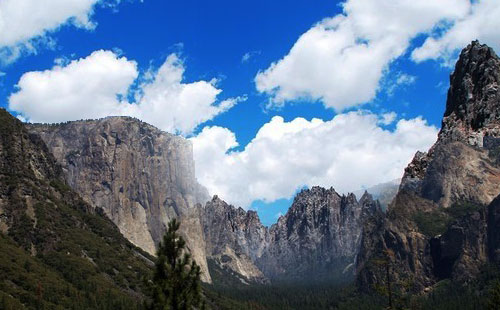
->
(0, 0), (124, 64)
(379, 112), (397, 126)
(190, 112), (438, 207)
(412, 1), (500, 65)
(255, 0), (470, 110)
(9, 50), (242, 134)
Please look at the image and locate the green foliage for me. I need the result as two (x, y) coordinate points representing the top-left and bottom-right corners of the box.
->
(413, 211), (450, 237)
(0, 108), (153, 309)
(206, 282), (366, 310)
(444, 201), (482, 219)
(147, 219), (204, 310)
(413, 202), (483, 237)
(487, 280), (500, 310)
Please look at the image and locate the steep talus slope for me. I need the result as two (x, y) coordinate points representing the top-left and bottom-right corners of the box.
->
(356, 41), (500, 292)
(0, 109), (152, 309)
(28, 117), (212, 282)
(202, 187), (382, 284)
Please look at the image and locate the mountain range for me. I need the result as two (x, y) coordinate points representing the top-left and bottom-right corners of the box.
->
(2, 40), (500, 308)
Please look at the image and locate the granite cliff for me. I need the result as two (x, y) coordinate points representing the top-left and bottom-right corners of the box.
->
(28, 115), (383, 285)
(201, 187), (381, 283)
(28, 117), (212, 281)
(0, 109), (152, 308)
(356, 41), (500, 292)
(201, 196), (269, 284)
(258, 187), (381, 281)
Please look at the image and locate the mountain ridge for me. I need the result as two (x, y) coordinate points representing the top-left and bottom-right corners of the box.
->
(0, 108), (153, 309)
(356, 40), (500, 293)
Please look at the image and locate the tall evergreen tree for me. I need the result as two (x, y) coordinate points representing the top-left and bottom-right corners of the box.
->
(148, 219), (204, 310)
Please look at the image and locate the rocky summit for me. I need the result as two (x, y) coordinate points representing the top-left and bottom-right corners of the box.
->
(0, 109), (153, 309)
(356, 41), (500, 292)
(200, 187), (381, 283)
(258, 187), (381, 282)
(28, 113), (383, 285)
(20, 42), (500, 293)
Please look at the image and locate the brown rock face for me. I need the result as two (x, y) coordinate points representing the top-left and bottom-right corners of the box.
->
(357, 41), (500, 292)
(28, 117), (211, 281)
(401, 41), (500, 209)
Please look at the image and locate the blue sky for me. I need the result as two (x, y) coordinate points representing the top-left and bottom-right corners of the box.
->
(1, 0), (499, 226)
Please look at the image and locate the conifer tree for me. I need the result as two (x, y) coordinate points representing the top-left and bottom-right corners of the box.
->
(147, 219), (204, 310)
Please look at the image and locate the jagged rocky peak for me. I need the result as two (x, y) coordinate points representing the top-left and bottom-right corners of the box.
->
(441, 40), (500, 145)
(357, 42), (500, 293)
(399, 42), (500, 208)
(201, 195), (269, 284)
(258, 186), (381, 281)
(199, 186), (383, 284)
(27, 116), (212, 281)
(286, 186), (380, 221)
(402, 41), (500, 190)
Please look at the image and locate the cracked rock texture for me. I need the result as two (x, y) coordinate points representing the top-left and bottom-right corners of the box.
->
(27, 115), (384, 285)
(357, 41), (500, 292)
(201, 188), (381, 283)
(28, 117), (211, 281)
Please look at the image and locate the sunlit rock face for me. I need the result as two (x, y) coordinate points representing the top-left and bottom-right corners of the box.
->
(357, 41), (500, 292)
(28, 116), (212, 281)
(27, 115), (385, 285)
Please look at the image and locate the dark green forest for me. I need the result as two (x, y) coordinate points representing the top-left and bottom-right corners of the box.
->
(202, 263), (500, 310)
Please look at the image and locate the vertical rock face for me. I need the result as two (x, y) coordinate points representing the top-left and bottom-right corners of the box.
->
(27, 117), (211, 281)
(201, 187), (382, 283)
(442, 40), (500, 143)
(0, 109), (153, 307)
(259, 187), (381, 281)
(357, 41), (500, 292)
(201, 196), (269, 283)
(400, 41), (500, 209)
(26, 116), (384, 285)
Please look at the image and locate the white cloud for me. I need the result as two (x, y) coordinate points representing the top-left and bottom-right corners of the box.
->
(412, 1), (500, 65)
(385, 72), (417, 97)
(396, 74), (417, 87)
(255, 0), (470, 110)
(379, 112), (397, 125)
(8, 50), (241, 135)
(0, 0), (124, 64)
(241, 50), (261, 63)
(190, 112), (438, 207)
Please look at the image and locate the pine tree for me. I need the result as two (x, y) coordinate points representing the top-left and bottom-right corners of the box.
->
(487, 280), (500, 310)
(147, 219), (204, 310)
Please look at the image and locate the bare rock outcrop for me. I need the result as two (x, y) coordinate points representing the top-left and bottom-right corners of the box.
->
(258, 187), (381, 281)
(28, 117), (212, 281)
(201, 187), (382, 283)
(201, 196), (269, 284)
(357, 41), (500, 292)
